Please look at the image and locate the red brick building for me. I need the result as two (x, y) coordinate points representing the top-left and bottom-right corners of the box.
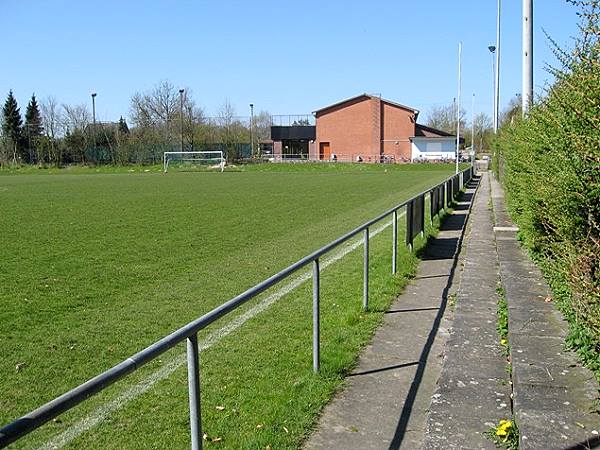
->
(311, 94), (452, 163)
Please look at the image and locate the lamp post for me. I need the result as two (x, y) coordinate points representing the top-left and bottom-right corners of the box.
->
(471, 92), (475, 163)
(488, 45), (496, 134)
(494, 0), (501, 133)
(91, 93), (97, 152)
(455, 42), (462, 175)
(179, 89), (185, 153)
(249, 103), (254, 158)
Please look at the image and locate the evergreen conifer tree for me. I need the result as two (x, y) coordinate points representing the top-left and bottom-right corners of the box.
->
(24, 93), (44, 163)
(117, 116), (129, 134)
(2, 90), (24, 162)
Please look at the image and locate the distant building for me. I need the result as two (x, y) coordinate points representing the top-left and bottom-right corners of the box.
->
(410, 124), (458, 162)
(269, 94), (458, 163)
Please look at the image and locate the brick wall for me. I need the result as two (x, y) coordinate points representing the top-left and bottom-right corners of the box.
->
(314, 96), (423, 163)
(316, 96), (380, 162)
(381, 102), (416, 162)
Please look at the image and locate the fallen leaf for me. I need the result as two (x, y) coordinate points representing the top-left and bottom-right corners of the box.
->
(576, 422), (585, 429)
(215, 406), (225, 411)
(202, 433), (208, 441)
(266, 446), (271, 450)
(256, 424), (263, 429)
(211, 437), (222, 443)
(283, 426), (289, 433)
(545, 296), (553, 302)
(15, 362), (26, 372)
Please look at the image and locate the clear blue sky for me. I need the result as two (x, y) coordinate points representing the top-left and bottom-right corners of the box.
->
(2, 0), (580, 123)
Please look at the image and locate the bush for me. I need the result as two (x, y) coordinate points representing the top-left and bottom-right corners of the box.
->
(495, 1), (600, 360)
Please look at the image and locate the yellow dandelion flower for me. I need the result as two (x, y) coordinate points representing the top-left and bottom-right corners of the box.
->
(500, 338), (508, 346)
(495, 419), (512, 437)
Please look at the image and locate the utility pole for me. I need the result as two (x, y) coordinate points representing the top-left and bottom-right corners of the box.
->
(494, 0), (501, 132)
(249, 103), (254, 158)
(179, 89), (185, 153)
(522, 0), (533, 115)
(456, 42), (462, 175)
(471, 93), (475, 163)
(91, 93), (97, 152)
(488, 46), (496, 135)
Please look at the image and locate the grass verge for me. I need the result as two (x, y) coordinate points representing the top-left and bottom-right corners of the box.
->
(2, 165), (454, 448)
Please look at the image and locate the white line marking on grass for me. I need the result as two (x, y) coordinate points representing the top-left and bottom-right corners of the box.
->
(39, 212), (405, 450)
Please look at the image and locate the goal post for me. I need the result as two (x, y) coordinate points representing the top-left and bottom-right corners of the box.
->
(163, 151), (226, 173)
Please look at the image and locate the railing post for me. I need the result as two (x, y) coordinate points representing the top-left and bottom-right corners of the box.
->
(419, 195), (425, 238)
(429, 191), (434, 226)
(406, 202), (413, 252)
(392, 210), (397, 274)
(312, 259), (320, 373)
(363, 228), (369, 310)
(186, 334), (202, 450)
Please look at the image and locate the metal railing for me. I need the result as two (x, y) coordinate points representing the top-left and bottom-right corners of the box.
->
(0, 167), (474, 449)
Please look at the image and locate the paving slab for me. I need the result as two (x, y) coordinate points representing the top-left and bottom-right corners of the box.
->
(489, 174), (600, 449)
(422, 173), (511, 450)
(303, 184), (475, 450)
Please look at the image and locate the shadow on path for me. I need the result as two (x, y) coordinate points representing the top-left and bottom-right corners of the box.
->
(385, 307), (440, 314)
(348, 361), (421, 378)
(387, 176), (480, 450)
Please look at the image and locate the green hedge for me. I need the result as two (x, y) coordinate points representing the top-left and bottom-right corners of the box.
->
(495, 2), (600, 367)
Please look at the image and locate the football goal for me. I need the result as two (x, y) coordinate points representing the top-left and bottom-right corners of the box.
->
(163, 151), (226, 173)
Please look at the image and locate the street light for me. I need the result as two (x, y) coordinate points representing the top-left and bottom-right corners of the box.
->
(91, 93), (97, 152)
(488, 46), (497, 134)
(494, 0), (501, 133)
(249, 103), (254, 158)
(179, 89), (184, 153)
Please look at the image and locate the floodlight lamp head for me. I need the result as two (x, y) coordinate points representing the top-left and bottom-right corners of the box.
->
(91, 93), (97, 98)
(179, 89), (184, 94)
(488, 46), (496, 53)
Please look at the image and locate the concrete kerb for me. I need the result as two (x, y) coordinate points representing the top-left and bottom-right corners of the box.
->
(489, 174), (600, 449)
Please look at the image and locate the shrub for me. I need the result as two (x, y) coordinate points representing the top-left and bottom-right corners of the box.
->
(495, 1), (600, 359)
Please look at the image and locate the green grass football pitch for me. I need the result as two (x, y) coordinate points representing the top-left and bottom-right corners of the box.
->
(0, 163), (457, 448)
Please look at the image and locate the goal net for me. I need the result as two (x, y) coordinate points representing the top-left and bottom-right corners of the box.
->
(163, 151), (226, 173)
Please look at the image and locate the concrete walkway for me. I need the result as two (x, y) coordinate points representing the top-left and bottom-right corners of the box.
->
(305, 171), (600, 449)
(422, 172), (510, 449)
(424, 172), (600, 449)
(490, 175), (600, 448)
(304, 178), (478, 449)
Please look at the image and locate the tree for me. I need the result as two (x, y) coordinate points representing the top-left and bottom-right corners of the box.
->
(254, 110), (273, 152)
(426, 102), (466, 135)
(500, 94), (522, 128)
(24, 94), (44, 163)
(41, 96), (64, 165)
(61, 104), (92, 164)
(130, 80), (194, 128)
(473, 112), (494, 153)
(292, 118), (310, 126)
(117, 116), (129, 134)
(62, 103), (90, 132)
(218, 99), (240, 161)
(2, 90), (24, 163)
(129, 80), (198, 156)
(114, 117), (131, 164)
